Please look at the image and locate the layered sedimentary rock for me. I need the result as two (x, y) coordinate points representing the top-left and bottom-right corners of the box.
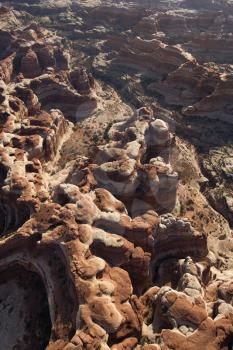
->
(68, 107), (179, 214)
(0, 22), (98, 237)
(0, 114), (213, 349)
(148, 61), (220, 107)
(94, 36), (194, 80)
(0, 201), (143, 349)
(148, 60), (233, 124)
(140, 259), (233, 350)
(201, 147), (233, 226)
(0, 5), (21, 30)
(182, 73), (233, 124)
(0, 1), (233, 350)
(0, 88), (69, 234)
(153, 214), (208, 266)
(87, 4), (145, 27)
(0, 22), (97, 120)
(30, 73), (97, 120)
(184, 32), (233, 64)
(0, 88), (215, 349)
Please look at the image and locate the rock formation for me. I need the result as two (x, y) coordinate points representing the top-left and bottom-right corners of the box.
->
(0, 22), (97, 120)
(93, 36), (195, 81)
(0, 2), (233, 350)
(148, 61), (220, 107)
(182, 73), (233, 124)
(88, 108), (179, 214)
(202, 147), (233, 226)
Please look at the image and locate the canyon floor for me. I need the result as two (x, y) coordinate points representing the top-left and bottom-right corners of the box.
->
(0, 0), (233, 349)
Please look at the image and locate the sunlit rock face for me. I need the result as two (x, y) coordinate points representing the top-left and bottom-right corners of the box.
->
(93, 35), (195, 84)
(0, 1), (233, 350)
(0, 22), (97, 121)
(89, 108), (178, 215)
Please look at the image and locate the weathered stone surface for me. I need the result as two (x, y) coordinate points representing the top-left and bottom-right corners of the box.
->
(148, 61), (220, 107)
(94, 36), (194, 80)
(88, 108), (179, 214)
(0, 2), (233, 350)
(182, 74), (233, 124)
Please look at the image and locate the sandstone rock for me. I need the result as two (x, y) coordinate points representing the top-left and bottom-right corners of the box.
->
(149, 61), (219, 107)
(182, 73), (233, 124)
(201, 146), (233, 226)
(0, 2), (233, 350)
(90, 108), (178, 214)
(153, 214), (208, 266)
(20, 48), (41, 78)
(30, 73), (97, 120)
(94, 36), (194, 80)
(70, 67), (95, 95)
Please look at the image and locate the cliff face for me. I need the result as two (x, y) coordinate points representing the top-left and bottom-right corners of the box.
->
(0, 1), (233, 350)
